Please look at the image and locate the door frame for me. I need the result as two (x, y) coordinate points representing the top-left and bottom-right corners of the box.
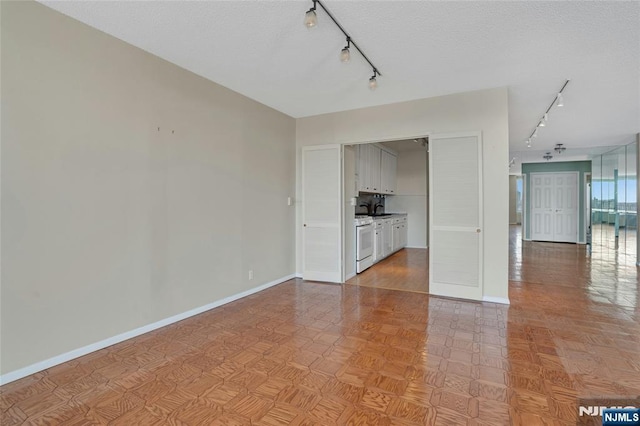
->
(584, 172), (591, 245)
(338, 133), (431, 283)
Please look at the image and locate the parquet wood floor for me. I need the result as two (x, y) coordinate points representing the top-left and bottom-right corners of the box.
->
(2, 226), (639, 425)
(347, 248), (429, 294)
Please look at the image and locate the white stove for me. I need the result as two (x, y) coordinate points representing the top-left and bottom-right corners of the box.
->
(354, 215), (373, 226)
(354, 216), (374, 273)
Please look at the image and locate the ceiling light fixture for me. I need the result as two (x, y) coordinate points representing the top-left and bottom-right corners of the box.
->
(340, 37), (351, 62)
(524, 80), (569, 147)
(369, 70), (378, 90)
(539, 113), (548, 127)
(554, 143), (566, 154)
(543, 152), (553, 161)
(303, 0), (382, 89)
(304, 2), (317, 28)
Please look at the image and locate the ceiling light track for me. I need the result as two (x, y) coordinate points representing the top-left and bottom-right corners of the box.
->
(304, 0), (382, 89)
(525, 79), (570, 148)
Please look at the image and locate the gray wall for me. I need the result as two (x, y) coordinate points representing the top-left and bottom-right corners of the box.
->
(1, 1), (296, 375)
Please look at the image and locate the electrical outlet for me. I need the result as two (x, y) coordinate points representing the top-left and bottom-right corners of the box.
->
(248, 270), (253, 280)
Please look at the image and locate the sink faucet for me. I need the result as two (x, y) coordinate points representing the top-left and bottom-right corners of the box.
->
(359, 202), (372, 215)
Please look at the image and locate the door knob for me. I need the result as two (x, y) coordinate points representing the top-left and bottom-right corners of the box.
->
(476, 229), (481, 233)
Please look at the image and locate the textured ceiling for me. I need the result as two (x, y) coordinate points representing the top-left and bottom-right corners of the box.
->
(40, 1), (639, 160)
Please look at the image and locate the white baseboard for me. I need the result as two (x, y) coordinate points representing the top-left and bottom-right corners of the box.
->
(406, 245), (428, 249)
(482, 296), (511, 305)
(0, 274), (295, 386)
(295, 272), (303, 278)
(344, 272), (356, 282)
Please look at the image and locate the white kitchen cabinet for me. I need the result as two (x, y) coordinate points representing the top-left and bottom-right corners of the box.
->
(380, 150), (397, 194)
(369, 145), (381, 193)
(357, 144), (393, 195)
(391, 215), (408, 253)
(392, 224), (400, 252)
(373, 220), (384, 263)
(383, 219), (393, 257)
(357, 144), (369, 192)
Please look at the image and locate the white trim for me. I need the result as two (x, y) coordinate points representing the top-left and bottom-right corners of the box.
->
(344, 272), (356, 281)
(0, 274), (295, 386)
(583, 172), (591, 245)
(522, 175), (527, 240)
(295, 272), (303, 278)
(406, 245), (428, 249)
(482, 296), (511, 305)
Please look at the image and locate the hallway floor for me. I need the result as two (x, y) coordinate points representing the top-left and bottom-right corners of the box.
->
(1, 226), (638, 425)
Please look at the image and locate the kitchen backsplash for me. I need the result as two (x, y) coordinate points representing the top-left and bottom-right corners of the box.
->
(355, 194), (386, 215)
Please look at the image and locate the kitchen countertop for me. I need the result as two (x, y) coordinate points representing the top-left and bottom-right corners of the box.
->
(356, 213), (407, 219)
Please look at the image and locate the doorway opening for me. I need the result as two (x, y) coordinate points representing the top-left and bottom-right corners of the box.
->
(345, 138), (429, 294)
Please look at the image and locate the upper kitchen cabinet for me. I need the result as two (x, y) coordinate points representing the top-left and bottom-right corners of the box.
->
(380, 149), (397, 194)
(357, 144), (397, 195)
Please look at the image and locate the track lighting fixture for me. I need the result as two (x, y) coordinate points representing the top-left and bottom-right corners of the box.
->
(554, 143), (566, 154)
(369, 70), (378, 90)
(540, 113), (548, 127)
(304, 1), (317, 28)
(340, 38), (351, 63)
(524, 80), (569, 148)
(543, 152), (553, 161)
(303, 0), (382, 89)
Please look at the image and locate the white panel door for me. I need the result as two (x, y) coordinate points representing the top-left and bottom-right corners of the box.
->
(530, 172), (578, 243)
(429, 132), (483, 301)
(554, 173), (578, 242)
(530, 174), (554, 241)
(303, 145), (342, 282)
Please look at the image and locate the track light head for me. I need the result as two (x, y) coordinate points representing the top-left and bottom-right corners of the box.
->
(304, 7), (317, 28)
(369, 69), (378, 90)
(340, 37), (351, 62)
(532, 128), (538, 138)
(556, 93), (564, 107)
(526, 138), (531, 148)
(340, 47), (350, 62)
(539, 113), (548, 127)
(369, 75), (377, 90)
